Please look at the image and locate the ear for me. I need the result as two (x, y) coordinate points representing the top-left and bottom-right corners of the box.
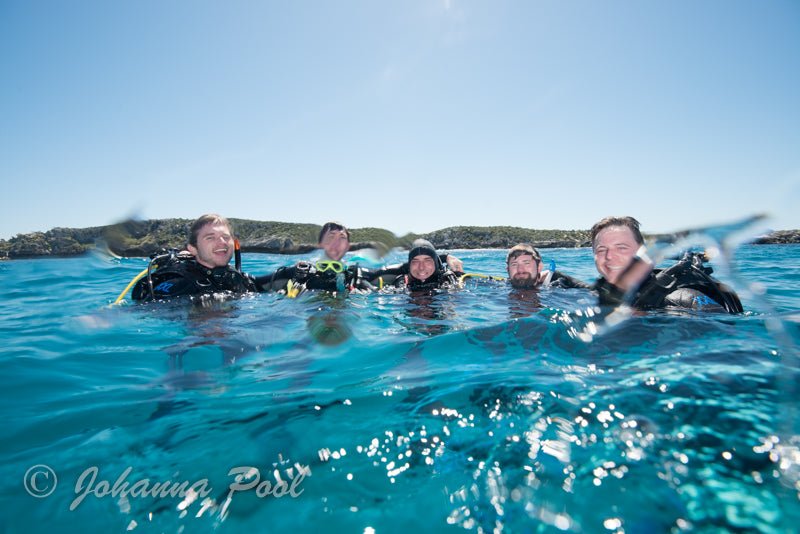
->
(187, 244), (198, 256)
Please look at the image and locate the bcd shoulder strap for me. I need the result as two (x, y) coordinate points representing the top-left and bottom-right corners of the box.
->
(635, 253), (743, 314)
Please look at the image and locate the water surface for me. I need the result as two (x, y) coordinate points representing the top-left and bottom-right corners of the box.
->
(1, 245), (798, 533)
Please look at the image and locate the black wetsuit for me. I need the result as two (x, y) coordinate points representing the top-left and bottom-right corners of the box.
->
(542, 271), (590, 289)
(132, 256), (258, 301)
(593, 253), (743, 314)
(394, 269), (461, 291)
(259, 262), (373, 293)
(507, 270), (589, 290)
(261, 252), (461, 293)
(366, 257), (462, 291)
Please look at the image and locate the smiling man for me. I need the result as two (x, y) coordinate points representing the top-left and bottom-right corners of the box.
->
(590, 216), (644, 288)
(506, 244), (541, 288)
(362, 239), (462, 291)
(506, 243), (588, 290)
(318, 221), (350, 262)
(132, 214), (259, 301)
(258, 221), (372, 294)
(400, 239), (461, 291)
(187, 216), (237, 268)
(590, 216), (742, 313)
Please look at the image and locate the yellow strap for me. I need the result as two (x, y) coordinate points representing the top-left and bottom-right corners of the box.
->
(112, 268), (149, 305)
(459, 273), (506, 283)
(378, 277), (384, 290)
(286, 279), (301, 298)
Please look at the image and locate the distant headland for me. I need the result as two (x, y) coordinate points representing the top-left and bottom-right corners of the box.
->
(0, 219), (797, 259)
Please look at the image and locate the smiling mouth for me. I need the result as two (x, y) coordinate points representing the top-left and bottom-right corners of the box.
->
(604, 265), (626, 280)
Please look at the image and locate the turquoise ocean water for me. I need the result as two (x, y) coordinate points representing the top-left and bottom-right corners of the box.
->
(1, 244), (799, 533)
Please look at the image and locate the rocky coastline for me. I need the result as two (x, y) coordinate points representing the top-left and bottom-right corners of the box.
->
(0, 219), (797, 259)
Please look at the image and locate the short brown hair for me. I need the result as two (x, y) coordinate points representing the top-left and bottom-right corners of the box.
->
(589, 216), (644, 248)
(318, 221), (350, 243)
(189, 214), (232, 246)
(506, 243), (541, 264)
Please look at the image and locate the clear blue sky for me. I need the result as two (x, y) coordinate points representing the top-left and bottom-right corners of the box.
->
(1, 0), (798, 239)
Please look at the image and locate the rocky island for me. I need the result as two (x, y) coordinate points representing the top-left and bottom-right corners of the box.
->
(0, 219), (797, 259)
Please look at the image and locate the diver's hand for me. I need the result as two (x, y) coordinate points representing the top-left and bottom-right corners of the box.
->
(446, 255), (464, 273)
(614, 245), (654, 294)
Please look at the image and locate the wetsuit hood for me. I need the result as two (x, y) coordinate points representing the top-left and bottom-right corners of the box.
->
(408, 239), (443, 272)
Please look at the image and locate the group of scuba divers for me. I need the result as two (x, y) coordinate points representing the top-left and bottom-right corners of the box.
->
(124, 214), (743, 315)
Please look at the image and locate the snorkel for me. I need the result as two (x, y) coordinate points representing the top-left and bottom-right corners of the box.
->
(234, 238), (242, 272)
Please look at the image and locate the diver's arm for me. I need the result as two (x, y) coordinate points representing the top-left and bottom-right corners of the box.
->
(592, 277), (626, 307)
(345, 265), (378, 291)
(363, 263), (406, 288)
(547, 271), (590, 289)
(372, 263), (407, 277)
(252, 265), (297, 292)
(441, 254), (463, 273)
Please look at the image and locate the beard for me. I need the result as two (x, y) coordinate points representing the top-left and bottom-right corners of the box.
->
(509, 273), (539, 289)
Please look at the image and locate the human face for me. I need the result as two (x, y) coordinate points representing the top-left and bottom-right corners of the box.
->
(187, 222), (234, 268)
(593, 225), (640, 286)
(409, 255), (436, 282)
(507, 253), (540, 286)
(320, 229), (350, 262)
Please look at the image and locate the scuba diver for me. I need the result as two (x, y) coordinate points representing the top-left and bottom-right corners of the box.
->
(129, 214), (263, 301)
(260, 224), (465, 295)
(503, 243), (590, 318)
(258, 222), (374, 295)
(368, 239), (463, 292)
(506, 243), (589, 290)
(590, 216), (743, 313)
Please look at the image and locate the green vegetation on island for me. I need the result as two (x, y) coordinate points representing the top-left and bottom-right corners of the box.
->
(0, 219), (797, 259)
